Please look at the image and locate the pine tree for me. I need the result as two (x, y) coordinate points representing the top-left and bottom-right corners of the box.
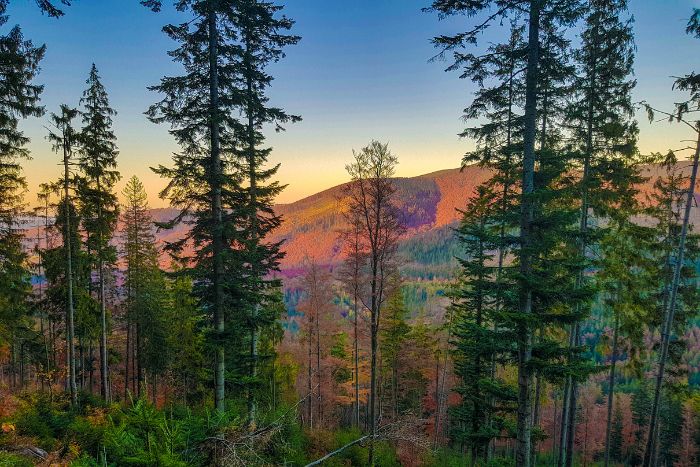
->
(426, 3), (586, 464)
(559, 3), (638, 462)
(631, 382), (652, 465)
(165, 270), (205, 406)
(597, 208), (656, 467)
(146, 0), (299, 415)
(146, 0), (240, 413)
(449, 184), (517, 461)
(0, 1), (71, 18)
(609, 399), (624, 463)
(121, 175), (168, 399)
(379, 288), (410, 422)
(76, 63), (120, 402)
(229, 0), (299, 424)
(658, 392), (684, 466)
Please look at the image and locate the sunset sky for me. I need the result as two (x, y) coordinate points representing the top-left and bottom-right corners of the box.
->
(7, 0), (700, 207)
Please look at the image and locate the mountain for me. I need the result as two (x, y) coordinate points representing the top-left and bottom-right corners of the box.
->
(273, 165), (492, 278)
(139, 165), (493, 279)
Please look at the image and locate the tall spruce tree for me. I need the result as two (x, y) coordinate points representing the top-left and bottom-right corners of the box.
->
(121, 176), (168, 398)
(379, 287), (410, 422)
(427, 2), (585, 464)
(442, 21), (525, 461)
(77, 64), (120, 402)
(558, 2), (638, 463)
(230, 0), (299, 425)
(449, 184), (517, 462)
(597, 211), (657, 467)
(146, 0), (298, 414)
(146, 0), (238, 412)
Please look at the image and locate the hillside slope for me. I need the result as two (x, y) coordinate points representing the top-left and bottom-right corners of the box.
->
(273, 165), (492, 276)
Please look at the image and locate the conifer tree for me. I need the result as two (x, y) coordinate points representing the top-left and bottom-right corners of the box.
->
(379, 288), (410, 421)
(449, 184), (517, 461)
(427, 3), (585, 464)
(0, 0), (71, 18)
(559, 2), (638, 462)
(0, 0), (45, 391)
(609, 400), (624, 463)
(46, 104), (80, 405)
(165, 271), (205, 406)
(77, 64), (120, 402)
(121, 176), (168, 398)
(146, 0), (299, 415)
(146, 0), (240, 412)
(597, 211), (656, 467)
(230, 0), (299, 424)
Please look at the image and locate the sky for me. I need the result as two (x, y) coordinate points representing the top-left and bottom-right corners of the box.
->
(6, 0), (700, 207)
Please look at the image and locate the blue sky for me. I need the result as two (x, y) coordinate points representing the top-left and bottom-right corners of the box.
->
(6, 0), (700, 206)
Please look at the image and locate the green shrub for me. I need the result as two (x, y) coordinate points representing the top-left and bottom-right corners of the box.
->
(12, 393), (72, 450)
(0, 452), (33, 467)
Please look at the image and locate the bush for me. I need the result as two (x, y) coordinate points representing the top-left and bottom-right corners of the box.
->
(0, 452), (33, 467)
(12, 393), (72, 450)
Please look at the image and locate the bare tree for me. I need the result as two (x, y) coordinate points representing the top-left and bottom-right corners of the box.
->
(343, 141), (403, 466)
(298, 259), (336, 428)
(338, 218), (366, 428)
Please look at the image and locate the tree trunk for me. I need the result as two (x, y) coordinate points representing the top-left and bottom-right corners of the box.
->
(516, 2), (541, 466)
(643, 129), (700, 466)
(368, 303), (378, 466)
(558, 341), (572, 467)
(434, 356), (440, 449)
(99, 256), (109, 402)
(125, 320), (130, 400)
(207, 3), (225, 414)
(245, 38), (259, 424)
(63, 142), (77, 406)
(316, 304), (322, 426)
(604, 310), (620, 467)
(89, 343), (94, 394)
(354, 286), (360, 428)
(136, 323), (141, 397)
(308, 319), (313, 429)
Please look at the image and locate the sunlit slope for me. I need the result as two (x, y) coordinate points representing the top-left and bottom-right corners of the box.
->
(94, 162), (700, 277)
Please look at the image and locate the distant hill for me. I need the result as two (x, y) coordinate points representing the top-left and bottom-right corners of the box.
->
(139, 165), (493, 279)
(273, 165), (492, 278)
